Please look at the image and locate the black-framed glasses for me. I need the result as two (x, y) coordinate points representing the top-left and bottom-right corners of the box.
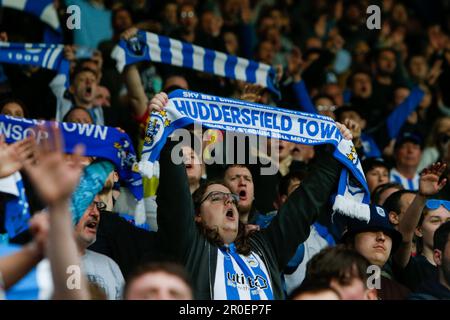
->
(199, 191), (239, 207)
(93, 201), (107, 211)
(426, 199), (450, 211)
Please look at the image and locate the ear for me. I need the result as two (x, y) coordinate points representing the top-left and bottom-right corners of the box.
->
(388, 211), (399, 225)
(113, 171), (119, 183)
(415, 226), (423, 238)
(361, 118), (367, 130)
(194, 214), (202, 223)
(433, 249), (442, 267)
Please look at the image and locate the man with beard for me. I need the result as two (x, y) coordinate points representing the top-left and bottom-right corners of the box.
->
(409, 221), (450, 299)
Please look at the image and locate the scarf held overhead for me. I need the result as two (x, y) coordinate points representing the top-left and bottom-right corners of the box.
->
(140, 90), (371, 222)
(0, 41), (69, 87)
(0, 115), (143, 201)
(111, 30), (280, 97)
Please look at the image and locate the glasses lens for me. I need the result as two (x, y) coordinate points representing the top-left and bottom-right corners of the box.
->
(95, 201), (106, 210)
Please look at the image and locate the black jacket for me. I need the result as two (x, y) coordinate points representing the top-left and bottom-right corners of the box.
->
(156, 141), (341, 299)
(408, 280), (450, 300)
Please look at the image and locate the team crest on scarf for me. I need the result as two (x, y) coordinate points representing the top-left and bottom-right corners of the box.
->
(114, 140), (140, 173)
(346, 145), (358, 164)
(143, 110), (171, 148)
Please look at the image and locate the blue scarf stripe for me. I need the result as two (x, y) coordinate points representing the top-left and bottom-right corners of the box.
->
(158, 36), (172, 65)
(112, 30), (280, 97)
(182, 42), (194, 69)
(0, 115), (143, 201)
(220, 248), (241, 300)
(224, 55), (238, 80)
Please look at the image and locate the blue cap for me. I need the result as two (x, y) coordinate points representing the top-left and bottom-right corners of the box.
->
(340, 204), (402, 254)
(394, 131), (423, 150)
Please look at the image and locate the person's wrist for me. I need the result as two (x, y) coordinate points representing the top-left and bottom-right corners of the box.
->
(47, 198), (71, 212)
(24, 241), (44, 261)
(417, 190), (429, 198)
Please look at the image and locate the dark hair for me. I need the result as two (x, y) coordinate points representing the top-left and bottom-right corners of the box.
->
(346, 69), (372, 88)
(223, 164), (253, 179)
(305, 245), (371, 287)
(70, 65), (97, 83)
(361, 157), (389, 174)
(371, 182), (404, 205)
(375, 47), (397, 61)
(334, 105), (365, 122)
(383, 190), (417, 215)
(312, 94), (336, 106)
(0, 97), (29, 118)
(123, 261), (193, 299)
(433, 221), (450, 252)
(62, 107), (94, 123)
(192, 180), (254, 255)
(278, 171), (308, 197)
(288, 279), (342, 300)
(111, 6), (133, 34)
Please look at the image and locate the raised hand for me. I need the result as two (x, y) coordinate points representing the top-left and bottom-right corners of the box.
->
(149, 92), (169, 112)
(23, 123), (85, 206)
(418, 162), (447, 197)
(121, 27), (139, 41)
(0, 135), (36, 178)
(335, 122), (353, 141)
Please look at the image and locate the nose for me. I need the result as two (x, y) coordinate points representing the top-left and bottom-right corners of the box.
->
(224, 194), (234, 205)
(376, 231), (386, 242)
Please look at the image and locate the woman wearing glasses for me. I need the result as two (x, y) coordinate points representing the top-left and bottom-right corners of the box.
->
(151, 92), (354, 300)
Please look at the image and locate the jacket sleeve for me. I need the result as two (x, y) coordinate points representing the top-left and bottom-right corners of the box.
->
(385, 86), (425, 139)
(155, 140), (200, 261)
(292, 80), (318, 115)
(257, 145), (341, 270)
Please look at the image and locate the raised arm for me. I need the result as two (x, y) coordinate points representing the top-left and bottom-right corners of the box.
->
(121, 28), (149, 119)
(153, 94), (200, 261)
(24, 124), (89, 300)
(288, 47), (318, 114)
(385, 86), (425, 139)
(259, 123), (351, 269)
(393, 162), (447, 268)
(0, 241), (43, 290)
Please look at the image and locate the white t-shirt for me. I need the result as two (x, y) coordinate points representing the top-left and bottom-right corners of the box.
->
(81, 249), (124, 300)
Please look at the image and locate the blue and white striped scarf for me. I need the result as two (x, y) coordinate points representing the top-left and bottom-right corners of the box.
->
(140, 90), (371, 222)
(0, 41), (69, 88)
(0, 0), (61, 33)
(111, 30), (280, 97)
